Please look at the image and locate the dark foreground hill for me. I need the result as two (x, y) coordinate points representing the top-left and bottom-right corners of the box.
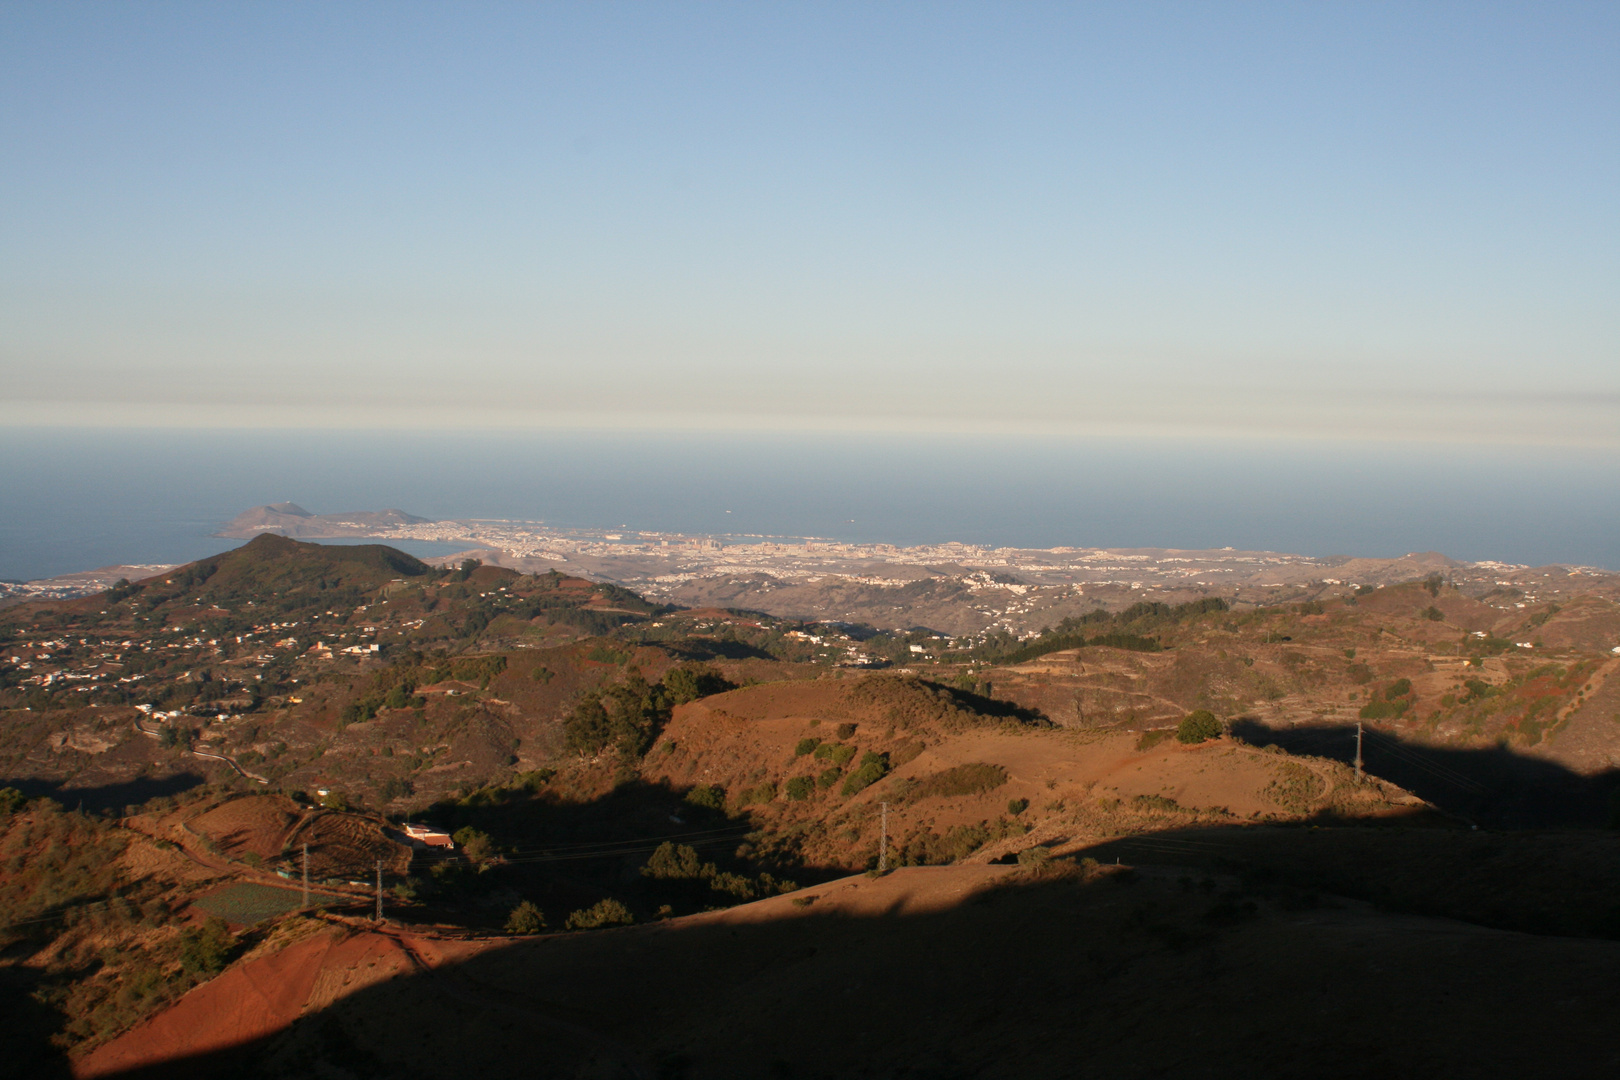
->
(74, 856), (1620, 1080)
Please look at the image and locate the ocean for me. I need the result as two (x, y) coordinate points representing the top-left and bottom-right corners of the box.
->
(1, 427), (1616, 582)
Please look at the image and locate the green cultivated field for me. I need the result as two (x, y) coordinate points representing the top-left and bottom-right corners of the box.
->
(192, 883), (311, 925)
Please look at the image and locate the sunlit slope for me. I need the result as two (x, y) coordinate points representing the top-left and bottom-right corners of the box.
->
(641, 675), (1417, 870)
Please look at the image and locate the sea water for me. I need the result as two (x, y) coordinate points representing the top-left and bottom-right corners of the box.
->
(0, 426), (1616, 582)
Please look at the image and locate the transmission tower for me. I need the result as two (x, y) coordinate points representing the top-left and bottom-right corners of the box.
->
(879, 802), (889, 872)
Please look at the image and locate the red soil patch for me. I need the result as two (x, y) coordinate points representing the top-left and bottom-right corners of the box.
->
(73, 924), (491, 1078)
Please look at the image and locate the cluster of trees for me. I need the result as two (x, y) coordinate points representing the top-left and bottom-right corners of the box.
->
(1359, 678), (1413, 720)
(974, 598), (1231, 666)
(563, 665), (734, 757)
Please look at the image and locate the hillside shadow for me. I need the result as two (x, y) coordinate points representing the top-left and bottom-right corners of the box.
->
(89, 843), (1620, 1080)
(1072, 819), (1620, 939)
(0, 968), (71, 1080)
(659, 639), (778, 662)
(933, 682), (1052, 725)
(390, 777), (846, 931)
(0, 772), (205, 814)
(1228, 718), (1620, 828)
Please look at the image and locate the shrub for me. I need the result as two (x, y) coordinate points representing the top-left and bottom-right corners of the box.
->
(1265, 761), (1322, 814)
(1017, 845), (1052, 868)
(1007, 798), (1029, 816)
(785, 776), (816, 801)
(1135, 729), (1173, 752)
(642, 842), (706, 880)
(379, 777), (414, 801)
(794, 737), (821, 757)
(813, 742), (856, 766)
(663, 665), (735, 704)
(816, 767), (843, 789)
(908, 763), (1007, 801)
(684, 784), (726, 811)
(0, 787), (25, 816)
(708, 871), (755, 899)
(737, 782), (777, 808)
(565, 897), (633, 930)
(1424, 606), (1445, 622)
(178, 917), (235, 976)
(897, 817), (1027, 865)
(835, 723), (857, 740)
(453, 827), (495, 865)
(1176, 710), (1222, 743)
(505, 900), (547, 934)
(1385, 678), (1413, 700)
(1359, 699), (1408, 720)
(841, 752), (889, 796)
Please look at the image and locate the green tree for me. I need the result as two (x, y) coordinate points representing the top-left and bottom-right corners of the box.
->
(563, 672), (671, 757)
(178, 917), (235, 977)
(661, 665), (735, 705)
(841, 751), (889, 796)
(453, 827), (495, 865)
(642, 841), (707, 880)
(505, 900), (547, 934)
(683, 785), (726, 812)
(1176, 710), (1223, 744)
(565, 898), (634, 930)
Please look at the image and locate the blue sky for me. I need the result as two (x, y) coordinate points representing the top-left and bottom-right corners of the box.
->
(2, 2), (1616, 444)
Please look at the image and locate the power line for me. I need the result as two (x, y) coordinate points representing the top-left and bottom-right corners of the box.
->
(497, 832), (752, 867)
(1360, 729), (1488, 792)
(491, 824), (756, 859)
